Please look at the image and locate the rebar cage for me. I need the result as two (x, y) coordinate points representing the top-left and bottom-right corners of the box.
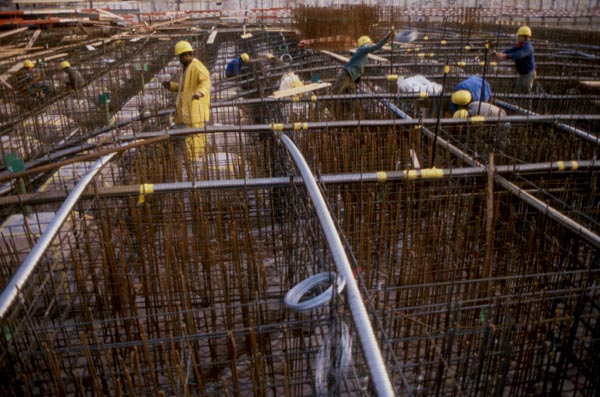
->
(1, 5), (600, 397)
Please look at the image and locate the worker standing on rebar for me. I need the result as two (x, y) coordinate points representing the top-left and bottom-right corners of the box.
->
(331, 31), (393, 95)
(225, 53), (250, 78)
(60, 61), (84, 90)
(495, 26), (536, 94)
(162, 40), (211, 159)
(450, 75), (492, 114)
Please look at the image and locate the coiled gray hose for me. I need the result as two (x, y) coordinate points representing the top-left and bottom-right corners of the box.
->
(284, 272), (346, 312)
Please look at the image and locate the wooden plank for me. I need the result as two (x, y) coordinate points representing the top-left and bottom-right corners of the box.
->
(0, 61), (27, 88)
(22, 8), (78, 14)
(147, 16), (188, 30)
(270, 82), (331, 99)
(0, 27), (28, 39)
(207, 29), (218, 44)
(348, 48), (389, 63)
(77, 23), (91, 36)
(319, 50), (349, 63)
(0, 77), (13, 90)
(580, 81), (600, 88)
(44, 52), (69, 61)
(0, 49), (25, 59)
(97, 8), (124, 21)
(25, 29), (42, 50)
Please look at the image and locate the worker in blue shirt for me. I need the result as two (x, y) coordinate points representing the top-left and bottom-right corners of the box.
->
(225, 53), (250, 78)
(332, 31), (393, 94)
(495, 26), (536, 93)
(450, 75), (492, 114)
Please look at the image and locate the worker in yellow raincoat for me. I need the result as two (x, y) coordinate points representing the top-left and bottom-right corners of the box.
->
(162, 40), (211, 159)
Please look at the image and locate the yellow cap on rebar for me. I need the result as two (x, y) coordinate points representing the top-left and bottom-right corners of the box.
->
(444, 65), (450, 74)
(465, 45), (471, 51)
(387, 74), (399, 81)
(421, 168), (443, 179)
(376, 171), (387, 182)
(469, 115), (485, 123)
(419, 92), (428, 98)
(293, 122), (308, 130)
(269, 123), (284, 131)
(440, 40), (447, 45)
(457, 61), (466, 67)
(311, 95), (317, 102)
(405, 170), (418, 180)
(138, 183), (154, 204)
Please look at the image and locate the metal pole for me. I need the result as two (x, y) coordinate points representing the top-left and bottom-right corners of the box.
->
(0, 154), (117, 319)
(278, 133), (396, 396)
(1, 160), (596, 207)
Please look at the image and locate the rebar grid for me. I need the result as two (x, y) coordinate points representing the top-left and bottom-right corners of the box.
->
(320, 176), (599, 396)
(0, 177), (378, 396)
(1, 11), (600, 397)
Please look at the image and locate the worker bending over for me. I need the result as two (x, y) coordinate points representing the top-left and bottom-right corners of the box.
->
(225, 53), (250, 78)
(450, 75), (492, 114)
(162, 40), (212, 159)
(17, 59), (52, 101)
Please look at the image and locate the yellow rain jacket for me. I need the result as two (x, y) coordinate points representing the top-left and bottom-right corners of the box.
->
(169, 58), (211, 127)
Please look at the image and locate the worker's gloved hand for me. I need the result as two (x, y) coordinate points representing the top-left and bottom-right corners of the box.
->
(161, 81), (171, 89)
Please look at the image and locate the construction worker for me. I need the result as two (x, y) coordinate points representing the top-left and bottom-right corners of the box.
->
(495, 26), (536, 94)
(162, 40), (211, 159)
(450, 75), (492, 114)
(225, 53), (250, 78)
(454, 101), (510, 148)
(60, 61), (84, 90)
(332, 31), (393, 95)
(17, 59), (52, 100)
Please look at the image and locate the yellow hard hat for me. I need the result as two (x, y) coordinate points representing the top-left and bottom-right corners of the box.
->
(23, 60), (34, 68)
(240, 53), (250, 62)
(517, 26), (532, 37)
(292, 78), (304, 89)
(174, 40), (193, 56)
(357, 35), (373, 47)
(452, 89), (472, 106)
(60, 61), (71, 69)
(453, 109), (469, 119)
(266, 53), (274, 59)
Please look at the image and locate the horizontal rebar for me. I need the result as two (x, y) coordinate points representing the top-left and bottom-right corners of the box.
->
(0, 160), (594, 206)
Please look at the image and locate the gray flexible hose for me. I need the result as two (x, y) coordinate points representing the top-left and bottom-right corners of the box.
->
(284, 271), (346, 312)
